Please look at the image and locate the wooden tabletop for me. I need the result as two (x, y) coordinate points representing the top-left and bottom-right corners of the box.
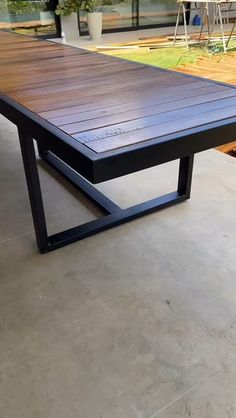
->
(1, 30), (236, 156)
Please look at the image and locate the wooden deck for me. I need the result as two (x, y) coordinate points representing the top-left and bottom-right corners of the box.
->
(177, 53), (236, 154)
(177, 53), (236, 85)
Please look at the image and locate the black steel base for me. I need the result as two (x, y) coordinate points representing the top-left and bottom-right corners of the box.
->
(19, 129), (194, 253)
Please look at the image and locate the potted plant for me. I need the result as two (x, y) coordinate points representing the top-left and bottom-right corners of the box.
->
(55, 0), (81, 42)
(84, 0), (102, 41)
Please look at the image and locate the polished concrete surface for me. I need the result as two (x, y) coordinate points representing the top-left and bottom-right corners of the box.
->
(51, 24), (234, 49)
(0, 115), (236, 418)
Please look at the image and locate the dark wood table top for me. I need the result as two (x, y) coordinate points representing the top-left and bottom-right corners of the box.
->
(1, 30), (236, 182)
(1, 31), (236, 151)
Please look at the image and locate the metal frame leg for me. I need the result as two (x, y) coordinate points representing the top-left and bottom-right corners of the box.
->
(199, 5), (206, 43)
(19, 131), (194, 253)
(18, 128), (49, 252)
(173, 3), (182, 47)
(183, 3), (189, 50)
(206, 3), (210, 37)
(198, 3), (210, 44)
(178, 155), (194, 198)
(226, 19), (236, 49)
(207, 4), (216, 47)
(218, 4), (227, 52)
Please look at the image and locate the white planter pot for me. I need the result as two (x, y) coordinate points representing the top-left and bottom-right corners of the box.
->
(87, 12), (102, 41)
(60, 13), (79, 42)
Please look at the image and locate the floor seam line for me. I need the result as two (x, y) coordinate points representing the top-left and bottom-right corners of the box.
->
(146, 368), (222, 418)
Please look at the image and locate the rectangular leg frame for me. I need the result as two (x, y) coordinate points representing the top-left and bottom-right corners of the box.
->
(19, 128), (194, 253)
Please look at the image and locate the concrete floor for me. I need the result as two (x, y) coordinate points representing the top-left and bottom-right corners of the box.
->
(0, 114), (236, 418)
(51, 24), (234, 49)
(51, 26), (190, 49)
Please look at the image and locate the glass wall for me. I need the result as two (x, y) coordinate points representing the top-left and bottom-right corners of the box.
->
(79, 0), (181, 35)
(139, 0), (180, 27)
(80, 0), (137, 33)
(0, 0), (59, 37)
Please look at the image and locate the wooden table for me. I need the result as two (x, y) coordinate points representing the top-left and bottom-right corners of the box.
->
(0, 31), (236, 252)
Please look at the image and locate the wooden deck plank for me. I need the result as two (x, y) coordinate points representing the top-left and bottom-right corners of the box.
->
(176, 52), (236, 152)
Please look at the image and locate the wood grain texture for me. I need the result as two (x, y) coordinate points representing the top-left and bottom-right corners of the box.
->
(1, 30), (236, 154)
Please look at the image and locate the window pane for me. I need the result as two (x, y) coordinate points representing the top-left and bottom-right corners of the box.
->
(139, 0), (181, 26)
(0, 0), (58, 36)
(79, 0), (137, 34)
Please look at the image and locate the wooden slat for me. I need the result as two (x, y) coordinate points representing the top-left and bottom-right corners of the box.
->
(6, 66), (156, 98)
(1, 61), (141, 92)
(71, 96), (236, 141)
(0, 30), (236, 157)
(57, 88), (236, 132)
(217, 141), (236, 153)
(39, 83), (226, 119)
(18, 77), (207, 114)
(82, 105), (236, 153)
(176, 53), (236, 85)
(10, 69), (193, 100)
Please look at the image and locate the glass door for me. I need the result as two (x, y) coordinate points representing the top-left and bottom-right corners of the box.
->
(0, 0), (60, 37)
(138, 0), (181, 27)
(79, 0), (138, 34)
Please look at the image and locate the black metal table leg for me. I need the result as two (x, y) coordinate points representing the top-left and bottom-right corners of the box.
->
(20, 135), (194, 253)
(18, 128), (49, 253)
(178, 155), (194, 198)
